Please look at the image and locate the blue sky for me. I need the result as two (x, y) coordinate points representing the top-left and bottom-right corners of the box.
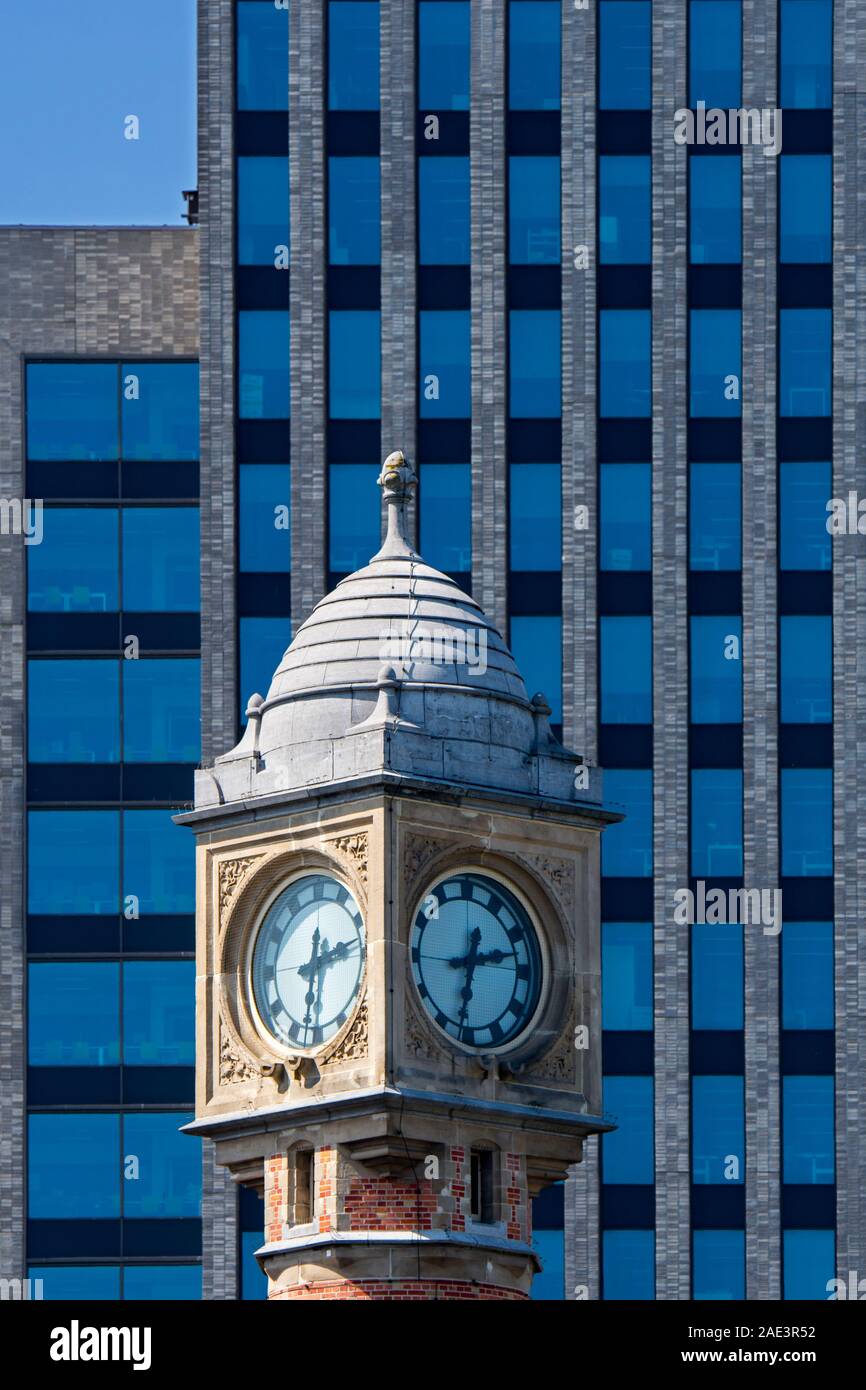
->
(0, 1), (197, 225)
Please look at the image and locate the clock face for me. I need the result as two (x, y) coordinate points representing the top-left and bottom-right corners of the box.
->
(410, 873), (543, 1049)
(251, 874), (365, 1050)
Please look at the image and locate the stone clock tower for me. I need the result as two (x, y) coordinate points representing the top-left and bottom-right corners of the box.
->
(181, 452), (619, 1301)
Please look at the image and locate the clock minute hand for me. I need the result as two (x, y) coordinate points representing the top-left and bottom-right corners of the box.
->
(455, 926), (482, 1036)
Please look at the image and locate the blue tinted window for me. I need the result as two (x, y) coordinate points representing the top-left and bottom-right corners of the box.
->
(531, 1229), (564, 1300)
(510, 311), (561, 417)
(329, 158), (380, 264)
(509, 3), (561, 111)
(330, 310), (380, 418)
(603, 1076), (654, 1183)
(28, 810), (119, 916)
(238, 157), (289, 265)
(599, 2), (651, 110)
(123, 1112), (200, 1218)
(121, 364), (199, 461)
(123, 1266), (202, 1300)
(28, 508), (119, 612)
(603, 1231), (654, 1300)
(420, 464), (471, 572)
(240, 617), (289, 722)
(600, 310), (651, 417)
(691, 616), (742, 722)
(28, 659), (119, 763)
(781, 156), (831, 263)
(419, 158), (470, 263)
(780, 0), (832, 108)
(239, 311), (290, 418)
(240, 465), (291, 572)
(781, 768), (833, 876)
(329, 463), (381, 572)
(510, 463), (561, 571)
(691, 309), (741, 417)
(123, 810), (195, 916)
(780, 309), (831, 417)
(29, 1113), (120, 1217)
(123, 962), (194, 1067)
(689, 1), (742, 108)
(123, 659), (200, 763)
(690, 463), (741, 571)
(783, 1230), (835, 1300)
(242, 1230), (268, 1300)
(601, 616), (652, 722)
(693, 1075), (744, 1184)
(783, 1076), (834, 1184)
(782, 921), (833, 1029)
(509, 616), (562, 723)
(27, 363), (117, 461)
(420, 310), (471, 418)
(692, 924), (744, 1029)
(780, 462), (831, 571)
(28, 963), (119, 1066)
(418, 1), (470, 110)
(599, 156), (651, 264)
(122, 508), (199, 611)
(602, 769), (653, 877)
(781, 616), (831, 724)
(690, 156), (741, 264)
(236, 1), (288, 110)
(693, 1231), (745, 1300)
(691, 769), (743, 876)
(602, 922), (652, 1030)
(600, 463), (651, 570)
(510, 157), (560, 264)
(329, 2), (379, 109)
(29, 1266), (120, 1300)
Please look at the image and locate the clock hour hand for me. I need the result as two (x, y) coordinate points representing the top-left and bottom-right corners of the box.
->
(454, 926), (483, 1036)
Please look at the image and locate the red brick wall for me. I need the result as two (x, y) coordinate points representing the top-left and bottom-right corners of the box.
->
(271, 1280), (529, 1301)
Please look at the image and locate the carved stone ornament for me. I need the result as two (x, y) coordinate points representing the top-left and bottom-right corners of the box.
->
(327, 832), (369, 888)
(218, 855), (263, 921)
(403, 832), (445, 886)
(219, 1020), (258, 1086)
(525, 1008), (578, 1084)
(404, 994), (444, 1062)
(321, 998), (369, 1065)
(525, 852), (575, 907)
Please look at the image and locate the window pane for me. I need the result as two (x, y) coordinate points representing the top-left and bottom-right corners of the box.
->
(693, 1230), (745, 1300)
(236, 0), (289, 110)
(329, 157), (380, 264)
(783, 1230), (835, 1300)
(123, 1112), (200, 1218)
(28, 508), (119, 612)
(239, 311), (290, 418)
(601, 616), (652, 722)
(510, 310), (561, 418)
(122, 508), (199, 611)
(531, 1228), (564, 1300)
(28, 963), (119, 1066)
(689, 0), (742, 108)
(603, 1076), (654, 1183)
(121, 363), (199, 461)
(599, 156), (651, 264)
(603, 1231), (654, 1299)
(510, 463), (561, 571)
(781, 616), (831, 724)
(690, 156), (741, 264)
(27, 363), (117, 461)
(239, 465), (291, 572)
(420, 310), (471, 418)
(782, 921), (834, 1029)
(123, 1265), (202, 1300)
(602, 770), (653, 877)
(783, 1076), (834, 1184)
(509, 616), (562, 724)
(28, 658), (120, 763)
(691, 769), (743, 877)
(29, 1266), (120, 1300)
(420, 463), (471, 572)
(419, 157), (470, 264)
(240, 617), (290, 723)
(123, 962), (195, 1066)
(692, 924), (743, 1029)
(600, 310), (651, 417)
(123, 810), (195, 916)
(599, 1), (651, 110)
(122, 659), (200, 763)
(692, 1075), (744, 1184)
(418, 0), (470, 110)
(691, 616), (742, 722)
(600, 463), (651, 571)
(780, 309), (831, 416)
(602, 922), (652, 1030)
(329, 463), (381, 573)
(690, 463), (741, 571)
(779, 462), (831, 571)
(690, 309), (741, 418)
(328, 1), (379, 110)
(28, 810), (119, 916)
(330, 310), (380, 418)
(29, 1114), (120, 1217)
(509, 157), (560, 264)
(781, 768), (833, 876)
(509, 2), (560, 110)
(242, 1229), (268, 1299)
(780, 0), (832, 109)
(238, 157), (289, 265)
(781, 156), (831, 263)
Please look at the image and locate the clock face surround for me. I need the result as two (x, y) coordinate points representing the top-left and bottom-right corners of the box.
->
(250, 873), (365, 1051)
(410, 872), (544, 1051)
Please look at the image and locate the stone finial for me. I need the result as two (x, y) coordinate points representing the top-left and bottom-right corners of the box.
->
(373, 450), (419, 561)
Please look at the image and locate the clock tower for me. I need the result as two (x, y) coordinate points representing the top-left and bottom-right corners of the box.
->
(180, 452), (619, 1301)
